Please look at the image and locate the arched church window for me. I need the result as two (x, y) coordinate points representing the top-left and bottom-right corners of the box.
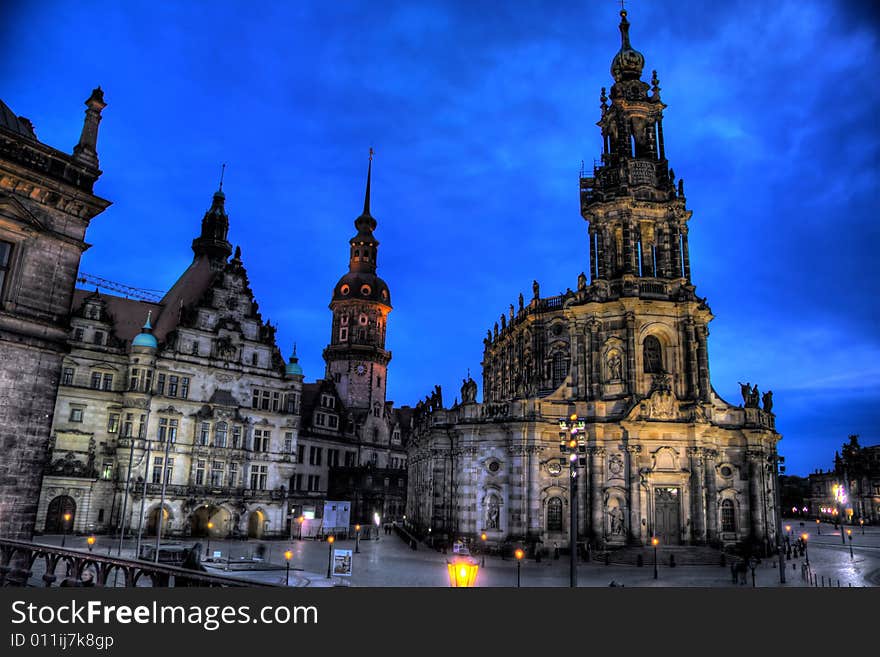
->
(551, 351), (568, 387)
(643, 335), (663, 374)
(547, 497), (563, 532)
(721, 499), (735, 532)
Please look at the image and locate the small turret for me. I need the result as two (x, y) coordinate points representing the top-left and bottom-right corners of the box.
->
(72, 87), (107, 170)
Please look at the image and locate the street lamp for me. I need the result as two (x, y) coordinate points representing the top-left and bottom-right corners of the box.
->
(559, 412), (586, 588)
(355, 524), (361, 554)
(514, 548), (524, 587)
(816, 518), (821, 535)
(769, 453), (786, 584)
(326, 535), (335, 578)
(61, 512), (72, 548)
(652, 537), (659, 579)
(847, 529), (853, 559)
(860, 518), (865, 535)
(446, 558), (479, 587)
(480, 532), (487, 567)
(206, 521), (214, 559)
(296, 515), (304, 540)
(284, 549), (293, 586)
(87, 535), (95, 552)
(785, 525), (791, 537)
(801, 533), (809, 566)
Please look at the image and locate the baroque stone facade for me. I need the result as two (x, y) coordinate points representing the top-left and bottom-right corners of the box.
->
(0, 90), (111, 539)
(406, 12), (782, 551)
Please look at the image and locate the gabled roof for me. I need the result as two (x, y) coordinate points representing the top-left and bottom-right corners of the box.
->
(0, 99), (38, 140)
(72, 289), (160, 343)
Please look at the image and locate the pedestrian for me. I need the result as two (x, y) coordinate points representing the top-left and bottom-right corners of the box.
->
(554, 542), (560, 560)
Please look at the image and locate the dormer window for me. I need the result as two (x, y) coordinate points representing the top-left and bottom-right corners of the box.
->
(321, 394), (336, 409)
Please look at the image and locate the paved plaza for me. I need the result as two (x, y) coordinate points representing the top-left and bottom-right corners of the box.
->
(34, 519), (880, 587)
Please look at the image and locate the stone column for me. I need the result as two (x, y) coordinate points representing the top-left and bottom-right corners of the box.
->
(589, 229), (598, 280)
(589, 447), (605, 544)
(684, 319), (699, 400)
(588, 320), (600, 400)
(625, 312), (636, 396)
(688, 447), (706, 544)
(596, 230), (607, 280)
(669, 222), (682, 278)
(625, 444), (642, 544)
(655, 224), (669, 278)
(528, 445), (541, 538)
(703, 449), (718, 542)
(747, 449), (766, 543)
(695, 324), (710, 402)
(681, 228), (691, 282)
(622, 218), (635, 275)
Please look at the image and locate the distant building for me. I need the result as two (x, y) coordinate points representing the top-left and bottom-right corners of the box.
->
(407, 11), (782, 552)
(807, 436), (880, 524)
(0, 90), (111, 539)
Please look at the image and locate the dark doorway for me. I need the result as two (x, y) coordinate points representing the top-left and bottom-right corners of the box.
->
(654, 487), (681, 545)
(45, 495), (76, 534)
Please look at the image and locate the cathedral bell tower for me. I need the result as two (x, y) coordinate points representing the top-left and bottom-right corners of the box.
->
(581, 9), (694, 296)
(323, 151), (392, 410)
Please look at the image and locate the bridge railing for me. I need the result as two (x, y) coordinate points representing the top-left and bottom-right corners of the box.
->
(0, 538), (276, 588)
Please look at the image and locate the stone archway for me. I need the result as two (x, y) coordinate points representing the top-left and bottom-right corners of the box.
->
(145, 506), (173, 536)
(189, 505), (232, 537)
(45, 496), (76, 534)
(247, 510), (266, 539)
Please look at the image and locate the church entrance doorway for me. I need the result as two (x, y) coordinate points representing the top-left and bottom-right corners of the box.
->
(654, 487), (681, 545)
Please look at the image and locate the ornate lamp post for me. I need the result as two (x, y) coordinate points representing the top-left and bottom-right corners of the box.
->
(355, 524), (361, 553)
(558, 413), (586, 588)
(284, 549), (293, 586)
(480, 532), (487, 567)
(860, 518), (865, 535)
(816, 518), (821, 535)
(514, 548), (524, 587)
(86, 535), (95, 552)
(801, 533), (809, 566)
(847, 529), (853, 559)
(206, 521), (214, 559)
(769, 453), (786, 584)
(326, 535), (335, 578)
(652, 536), (659, 579)
(296, 515), (305, 540)
(61, 512), (72, 548)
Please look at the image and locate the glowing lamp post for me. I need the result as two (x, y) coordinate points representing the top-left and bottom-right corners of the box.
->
(816, 518), (821, 535)
(205, 521), (214, 559)
(296, 515), (305, 540)
(801, 533), (809, 566)
(514, 548), (524, 587)
(652, 537), (659, 580)
(847, 529), (853, 559)
(559, 413), (586, 588)
(87, 535), (96, 553)
(355, 524), (361, 553)
(860, 518), (865, 535)
(326, 535), (335, 578)
(61, 512), (72, 548)
(284, 549), (293, 586)
(480, 532), (487, 567)
(446, 558), (479, 587)
(785, 525), (791, 537)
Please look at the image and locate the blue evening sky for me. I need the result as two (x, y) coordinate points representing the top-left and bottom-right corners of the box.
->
(3, 1), (877, 476)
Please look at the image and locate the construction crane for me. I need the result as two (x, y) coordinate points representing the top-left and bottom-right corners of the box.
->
(76, 272), (164, 302)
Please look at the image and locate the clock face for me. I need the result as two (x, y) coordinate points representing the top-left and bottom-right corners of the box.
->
(355, 364), (366, 376)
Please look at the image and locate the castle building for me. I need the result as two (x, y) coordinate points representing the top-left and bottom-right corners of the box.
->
(36, 185), (302, 540)
(0, 90), (110, 539)
(406, 11), (782, 551)
(807, 436), (880, 525)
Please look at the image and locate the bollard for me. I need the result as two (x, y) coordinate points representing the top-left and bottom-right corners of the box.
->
(821, 575), (825, 587)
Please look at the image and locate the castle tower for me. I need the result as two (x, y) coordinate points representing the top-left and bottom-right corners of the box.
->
(323, 152), (392, 411)
(191, 180), (233, 269)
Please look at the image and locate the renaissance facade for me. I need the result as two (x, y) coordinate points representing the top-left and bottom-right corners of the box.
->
(406, 11), (782, 551)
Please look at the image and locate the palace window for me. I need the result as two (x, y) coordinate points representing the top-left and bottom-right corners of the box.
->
(228, 462), (238, 487)
(551, 351), (568, 388)
(294, 474), (303, 490)
(61, 367), (74, 386)
(198, 422), (209, 446)
(321, 395), (335, 409)
(107, 413), (119, 433)
(181, 377), (190, 399)
(643, 335), (663, 374)
(309, 446), (322, 466)
(191, 341), (200, 356)
(195, 460), (205, 485)
(232, 425), (242, 448)
(284, 432), (294, 453)
(137, 414), (147, 438)
(214, 422), (228, 448)
(721, 499), (736, 532)
(102, 373), (113, 391)
(210, 461), (224, 487)
(90, 372), (102, 389)
(157, 417), (178, 443)
(344, 452), (356, 467)
(252, 389), (271, 410)
(101, 461), (113, 480)
(307, 474), (320, 492)
(74, 327), (84, 342)
(168, 375), (179, 397)
(251, 465), (268, 490)
(122, 413), (134, 437)
(297, 444), (305, 464)
(251, 352), (259, 366)
(93, 330), (104, 345)
(316, 413), (326, 427)
(156, 373), (165, 395)
(328, 449), (340, 467)
(0, 240), (12, 297)
(152, 457), (173, 485)
(69, 407), (84, 423)
(253, 429), (271, 452)
(547, 497), (563, 532)
(328, 415), (338, 429)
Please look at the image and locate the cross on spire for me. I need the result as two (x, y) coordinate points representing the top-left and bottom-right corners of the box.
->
(218, 163), (226, 191)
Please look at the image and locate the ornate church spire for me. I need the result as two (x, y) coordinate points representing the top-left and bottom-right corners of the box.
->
(349, 149), (379, 275)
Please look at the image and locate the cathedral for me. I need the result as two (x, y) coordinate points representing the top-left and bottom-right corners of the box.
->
(405, 11), (782, 552)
